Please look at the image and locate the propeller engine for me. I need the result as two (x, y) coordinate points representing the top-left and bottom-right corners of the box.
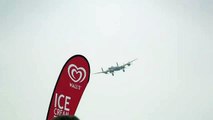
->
(127, 63), (131, 66)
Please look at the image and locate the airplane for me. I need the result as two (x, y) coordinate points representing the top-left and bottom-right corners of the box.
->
(94, 59), (137, 76)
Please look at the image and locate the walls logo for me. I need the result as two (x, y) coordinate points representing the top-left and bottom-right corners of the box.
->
(68, 64), (86, 83)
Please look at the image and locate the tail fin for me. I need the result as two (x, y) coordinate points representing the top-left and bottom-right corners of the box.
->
(101, 68), (104, 72)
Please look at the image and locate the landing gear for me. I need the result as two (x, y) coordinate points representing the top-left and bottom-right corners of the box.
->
(123, 69), (125, 72)
(112, 73), (114, 76)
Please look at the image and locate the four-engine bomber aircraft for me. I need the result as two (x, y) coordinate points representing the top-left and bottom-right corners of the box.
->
(94, 59), (137, 76)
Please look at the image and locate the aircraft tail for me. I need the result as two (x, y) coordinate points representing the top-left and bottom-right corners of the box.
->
(101, 68), (104, 72)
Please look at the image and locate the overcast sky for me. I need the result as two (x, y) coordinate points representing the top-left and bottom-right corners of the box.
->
(0, 0), (212, 120)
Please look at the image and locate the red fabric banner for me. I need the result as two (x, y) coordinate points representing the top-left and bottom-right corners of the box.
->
(46, 55), (90, 120)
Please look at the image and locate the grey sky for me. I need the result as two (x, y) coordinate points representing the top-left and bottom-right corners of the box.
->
(0, 0), (212, 120)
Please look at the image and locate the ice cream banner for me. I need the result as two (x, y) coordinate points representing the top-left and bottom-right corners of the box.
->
(46, 55), (90, 120)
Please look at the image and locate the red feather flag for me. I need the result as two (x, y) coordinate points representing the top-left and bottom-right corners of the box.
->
(46, 55), (90, 120)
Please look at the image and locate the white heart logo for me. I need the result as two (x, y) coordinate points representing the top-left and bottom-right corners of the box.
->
(68, 64), (86, 83)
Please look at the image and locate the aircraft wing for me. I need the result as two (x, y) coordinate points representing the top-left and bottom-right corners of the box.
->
(93, 68), (109, 74)
(93, 71), (106, 74)
(123, 59), (137, 67)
